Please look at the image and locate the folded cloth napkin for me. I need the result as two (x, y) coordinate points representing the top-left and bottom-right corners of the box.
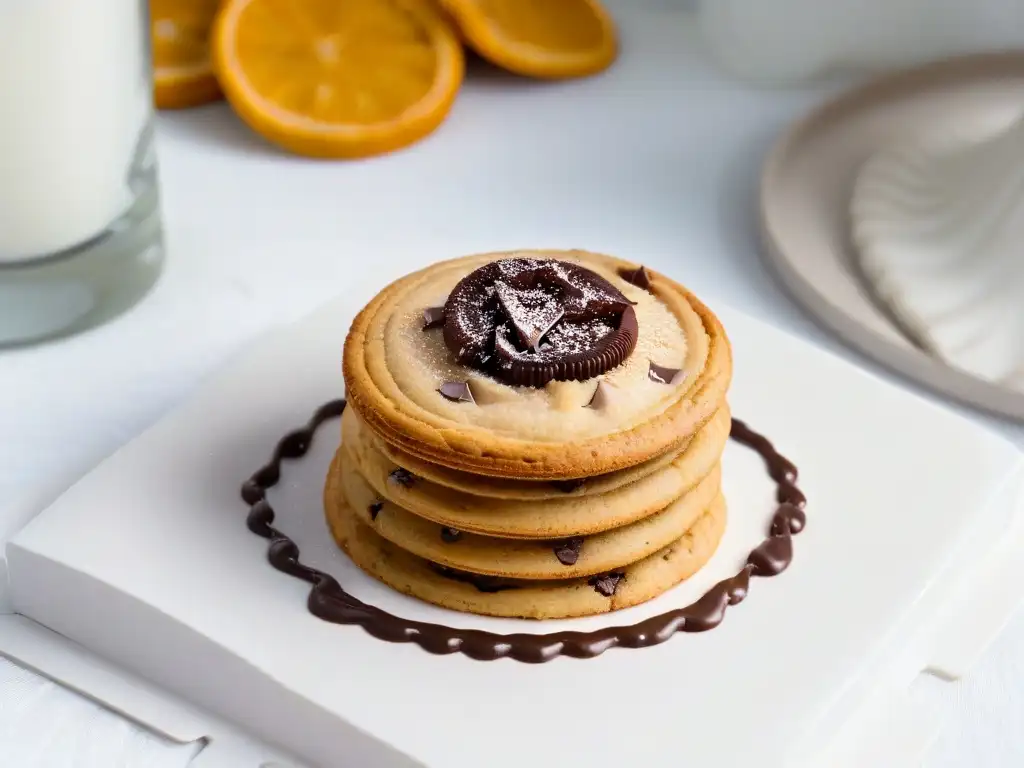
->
(0, 657), (201, 768)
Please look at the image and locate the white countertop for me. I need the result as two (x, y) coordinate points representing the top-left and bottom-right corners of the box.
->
(1, 5), (1022, 766)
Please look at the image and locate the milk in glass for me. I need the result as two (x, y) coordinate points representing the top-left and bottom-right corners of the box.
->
(0, 0), (163, 344)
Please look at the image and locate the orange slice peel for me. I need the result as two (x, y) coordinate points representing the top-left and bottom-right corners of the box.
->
(212, 0), (465, 159)
(151, 0), (223, 109)
(440, 0), (618, 79)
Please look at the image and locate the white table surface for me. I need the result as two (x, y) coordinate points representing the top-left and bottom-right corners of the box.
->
(1, 5), (1022, 766)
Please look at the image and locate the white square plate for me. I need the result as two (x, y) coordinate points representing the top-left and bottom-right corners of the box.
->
(5, 294), (1022, 768)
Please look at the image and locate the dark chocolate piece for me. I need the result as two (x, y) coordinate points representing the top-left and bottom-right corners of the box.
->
(422, 306), (445, 330)
(388, 468), (415, 488)
(368, 501), (383, 521)
(242, 401), (807, 664)
(589, 572), (624, 597)
(438, 381), (475, 404)
(494, 280), (565, 351)
(585, 381), (613, 409)
(617, 265), (651, 290)
(553, 537), (584, 566)
(440, 527), (462, 543)
(430, 564), (516, 593)
(442, 258), (638, 387)
(551, 478), (585, 493)
(648, 362), (683, 385)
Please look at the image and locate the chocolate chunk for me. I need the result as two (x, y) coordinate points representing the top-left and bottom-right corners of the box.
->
(422, 306), (445, 330)
(430, 563), (517, 593)
(585, 380), (614, 409)
(589, 572), (624, 597)
(443, 258), (638, 387)
(551, 478), (585, 493)
(440, 527), (462, 543)
(368, 501), (384, 521)
(618, 265), (651, 290)
(494, 280), (565, 351)
(438, 381), (475, 404)
(553, 537), (584, 566)
(648, 361), (683, 385)
(389, 468), (416, 488)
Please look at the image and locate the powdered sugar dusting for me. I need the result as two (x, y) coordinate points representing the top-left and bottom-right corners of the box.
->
(384, 253), (692, 441)
(444, 257), (636, 375)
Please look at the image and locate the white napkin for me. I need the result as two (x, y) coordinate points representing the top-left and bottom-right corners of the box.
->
(0, 657), (201, 768)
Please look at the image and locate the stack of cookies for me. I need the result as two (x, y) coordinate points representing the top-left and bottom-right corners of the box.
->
(326, 250), (732, 619)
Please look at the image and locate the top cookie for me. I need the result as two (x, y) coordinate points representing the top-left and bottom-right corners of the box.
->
(343, 250), (731, 479)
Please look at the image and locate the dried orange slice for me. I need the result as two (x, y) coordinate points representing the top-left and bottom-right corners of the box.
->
(440, 0), (617, 79)
(151, 0), (223, 109)
(212, 0), (464, 159)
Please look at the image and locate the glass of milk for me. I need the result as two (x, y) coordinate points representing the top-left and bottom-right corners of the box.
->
(0, 0), (164, 346)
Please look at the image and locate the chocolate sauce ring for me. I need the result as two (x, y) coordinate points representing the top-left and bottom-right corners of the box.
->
(442, 259), (638, 387)
(242, 400), (806, 663)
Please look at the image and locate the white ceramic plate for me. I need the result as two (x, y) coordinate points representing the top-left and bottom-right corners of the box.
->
(760, 52), (1024, 422)
(6, 293), (1024, 768)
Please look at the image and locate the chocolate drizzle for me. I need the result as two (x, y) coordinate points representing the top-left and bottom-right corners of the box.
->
(243, 402), (807, 664)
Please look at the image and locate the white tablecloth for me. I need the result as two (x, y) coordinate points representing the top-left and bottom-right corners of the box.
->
(1, 6), (1022, 765)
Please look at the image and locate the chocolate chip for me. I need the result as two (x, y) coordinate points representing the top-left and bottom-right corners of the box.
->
(585, 380), (614, 410)
(441, 527), (462, 543)
(551, 478), (585, 493)
(422, 306), (445, 330)
(618, 265), (651, 291)
(438, 381), (475, 404)
(553, 537), (584, 566)
(430, 563), (516, 593)
(368, 501), (383, 521)
(389, 468), (416, 488)
(589, 572), (624, 597)
(648, 362), (683, 385)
